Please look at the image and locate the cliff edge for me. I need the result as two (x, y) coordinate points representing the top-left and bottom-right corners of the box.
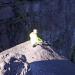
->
(0, 41), (75, 75)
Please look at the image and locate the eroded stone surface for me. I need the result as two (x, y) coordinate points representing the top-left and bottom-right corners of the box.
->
(0, 41), (75, 75)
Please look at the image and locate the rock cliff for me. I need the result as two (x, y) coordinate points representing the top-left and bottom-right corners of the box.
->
(0, 41), (75, 75)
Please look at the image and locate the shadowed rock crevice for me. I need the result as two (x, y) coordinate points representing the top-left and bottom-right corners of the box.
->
(0, 53), (31, 75)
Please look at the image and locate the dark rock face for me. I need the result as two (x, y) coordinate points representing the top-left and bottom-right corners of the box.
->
(4, 55), (28, 75)
(0, 53), (31, 75)
(30, 60), (75, 75)
(0, 0), (75, 59)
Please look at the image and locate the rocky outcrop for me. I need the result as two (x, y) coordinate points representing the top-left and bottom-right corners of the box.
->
(0, 41), (75, 75)
(0, 0), (75, 59)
